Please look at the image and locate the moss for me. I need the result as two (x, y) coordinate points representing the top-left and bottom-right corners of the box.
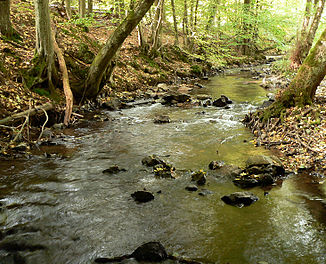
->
(190, 65), (203, 76)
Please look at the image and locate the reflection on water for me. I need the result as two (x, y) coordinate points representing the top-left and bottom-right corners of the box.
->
(0, 71), (325, 264)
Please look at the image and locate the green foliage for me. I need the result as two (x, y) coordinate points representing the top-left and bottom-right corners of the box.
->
(66, 14), (96, 30)
(190, 65), (202, 75)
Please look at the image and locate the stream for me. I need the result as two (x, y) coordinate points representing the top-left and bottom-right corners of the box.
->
(0, 69), (325, 264)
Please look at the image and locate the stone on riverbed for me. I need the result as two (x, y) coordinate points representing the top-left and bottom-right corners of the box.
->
(212, 95), (232, 107)
(142, 155), (165, 167)
(102, 165), (126, 174)
(161, 93), (191, 106)
(154, 115), (171, 124)
(191, 170), (207, 186)
(209, 160), (225, 170)
(185, 184), (198, 192)
(221, 192), (258, 207)
(233, 155), (285, 189)
(131, 191), (154, 203)
(131, 242), (168, 262)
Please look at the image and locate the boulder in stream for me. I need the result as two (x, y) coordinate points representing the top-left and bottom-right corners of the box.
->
(221, 192), (258, 207)
(102, 165), (126, 174)
(131, 191), (154, 203)
(142, 155), (165, 167)
(208, 160), (225, 170)
(233, 155), (285, 189)
(185, 184), (198, 192)
(131, 242), (168, 262)
(154, 115), (171, 124)
(212, 95), (232, 107)
(161, 93), (191, 106)
(191, 170), (207, 186)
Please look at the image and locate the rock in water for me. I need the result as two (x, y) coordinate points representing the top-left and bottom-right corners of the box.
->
(185, 185), (198, 192)
(142, 155), (164, 167)
(221, 192), (258, 207)
(154, 115), (171, 124)
(102, 165), (126, 174)
(131, 191), (154, 203)
(208, 160), (225, 170)
(131, 242), (168, 262)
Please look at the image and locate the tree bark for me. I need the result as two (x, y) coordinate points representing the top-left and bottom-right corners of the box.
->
(0, 0), (14, 37)
(171, 0), (179, 45)
(267, 27), (326, 118)
(65, 0), (72, 19)
(76, 0), (156, 99)
(88, 0), (93, 15)
(79, 0), (86, 18)
(150, 0), (164, 54)
(34, 0), (56, 92)
(183, 0), (189, 47)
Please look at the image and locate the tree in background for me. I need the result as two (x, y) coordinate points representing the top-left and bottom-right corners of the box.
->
(33, 0), (57, 93)
(65, 0), (72, 19)
(290, 0), (325, 68)
(79, 0), (86, 17)
(0, 0), (16, 38)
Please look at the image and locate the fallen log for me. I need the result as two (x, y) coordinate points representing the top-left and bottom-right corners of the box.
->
(0, 102), (54, 125)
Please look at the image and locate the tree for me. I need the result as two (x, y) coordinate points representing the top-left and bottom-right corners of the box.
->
(0, 0), (15, 38)
(171, 0), (179, 45)
(265, 26), (326, 118)
(73, 0), (156, 99)
(65, 0), (72, 19)
(79, 0), (86, 18)
(88, 0), (93, 15)
(291, 0), (325, 68)
(33, 0), (57, 93)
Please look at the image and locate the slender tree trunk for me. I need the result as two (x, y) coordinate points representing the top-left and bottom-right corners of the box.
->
(34, 0), (56, 92)
(241, 0), (252, 55)
(0, 0), (14, 37)
(268, 27), (326, 118)
(302, 0), (325, 58)
(88, 0), (93, 15)
(291, 0), (314, 67)
(171, 0), (179, 45)
(65, 0), (72, 19)
(206, 0), (218, 31)
(76, 0), (156, 99)
(194, 0), (199, 31)
(79, 0), (86, 18)
(151, 0), (164, 54)
(183, 0), (189, 46)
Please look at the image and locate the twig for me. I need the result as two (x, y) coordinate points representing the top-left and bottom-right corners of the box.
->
(37, 109), (49, 141)
(0, 125), (15, 130)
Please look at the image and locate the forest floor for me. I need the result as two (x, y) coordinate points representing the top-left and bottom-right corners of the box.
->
(0, 0), (325, 174)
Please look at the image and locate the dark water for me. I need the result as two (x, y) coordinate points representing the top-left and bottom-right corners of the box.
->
(0, 70), (325, 264)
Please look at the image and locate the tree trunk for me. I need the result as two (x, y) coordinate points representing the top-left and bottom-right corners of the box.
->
(206, 0), (218, 31)
(183, 0), (189, 47)
(34, 0), (56, 92)
(290, 0), (314, 67)
(0, 0), (14, 37)
(79, 0), (86, 18)
(301, 0), (325, 60)
(267, 27), (326, 118)
(194, 0), (199, 31)
(65, 0), (72, 19)
(150, 0), (164, 54)
(75, 0), (156, 99)
(240, 0), (252, 55)
(171, 0), (179, 45)
(88, 0), (93, 15)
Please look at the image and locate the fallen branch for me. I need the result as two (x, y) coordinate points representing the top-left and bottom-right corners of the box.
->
(52, 31), (74, 126)
(0, 102), (54, 125)
(37, 109), (49, 141)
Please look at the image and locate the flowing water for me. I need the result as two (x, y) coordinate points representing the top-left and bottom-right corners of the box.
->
(0, 70), (325, 264)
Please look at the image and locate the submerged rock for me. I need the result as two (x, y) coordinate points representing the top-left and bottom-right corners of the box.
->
(185, 184), (198, 192)
(142, 155), (165, 167)
(221, 192), (258, 207)
(102, 165), (126, 174)
(198, 189), (214, 196)
(154, 115), (171, 124)
(131, 242), (168, 262)
(210, 165), (242, 180)
(131, 191), (154, 203)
